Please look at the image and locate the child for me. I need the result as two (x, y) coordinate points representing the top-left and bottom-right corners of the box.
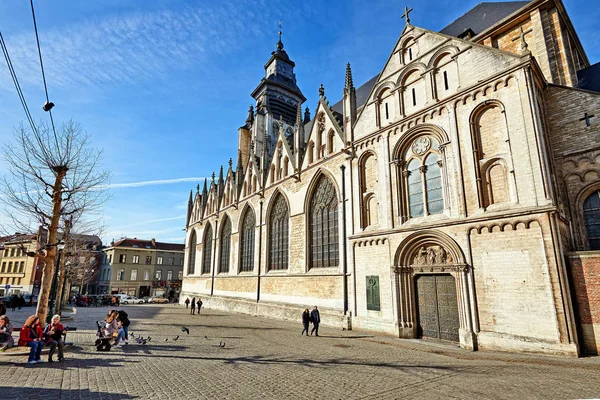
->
(0, 315), (15, 351)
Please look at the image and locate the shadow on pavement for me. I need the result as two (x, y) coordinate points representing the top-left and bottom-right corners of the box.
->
(0, 386), (136, 399)
(5, 356), (138, 370)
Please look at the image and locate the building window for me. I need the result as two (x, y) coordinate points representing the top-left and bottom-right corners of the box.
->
(240, 208), (256, 272)
(584, 190), (600, 250)
(269, 194), (289, 270)
(155, 270), (162, 280)
(117, 269), (125, 281)
(412, 88), (416, 106)
(443, 70), (449, 91)
(143, 270), (150, 281)
(7, 262), (12, 273)
(167, 270), (173, 281)
(309, 176), (339, 268)
(19, 261), (24, 273)
(188, 231), (197, 275)
(219, 217), (232, 273)
(132, 255), (139, 264)
(178, 271), (183, 279)
(119, 254), (126, 263)
(108, 254), (112, 264)
(10, 248), (15, 257)
(157, 256), (163, 265)
(402, 136), (445, 219)
(1, 262), (5, 273)
(3, 249), (7, 257)
(145, 256), (152, 265)
(385, 102), (389, 120)
(168, 257), (174, 265)
(131, 269), (138, 281)
(202, 224), (213, 274)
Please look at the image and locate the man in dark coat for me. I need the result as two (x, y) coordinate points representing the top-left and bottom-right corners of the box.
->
(310, 306), (321, 336)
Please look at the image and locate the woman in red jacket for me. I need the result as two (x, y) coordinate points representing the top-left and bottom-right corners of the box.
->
(18, 315), (44, 364)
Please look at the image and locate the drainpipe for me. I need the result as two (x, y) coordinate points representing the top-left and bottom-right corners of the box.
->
(340, 165), (348, 315)
(256, 200), (264, 303)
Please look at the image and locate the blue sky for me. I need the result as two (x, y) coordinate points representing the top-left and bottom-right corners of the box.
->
(0, 0), (598, 244)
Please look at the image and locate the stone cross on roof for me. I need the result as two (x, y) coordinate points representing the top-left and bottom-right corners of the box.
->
(511, 26), (533, 52)
(401, 6), (413, 25)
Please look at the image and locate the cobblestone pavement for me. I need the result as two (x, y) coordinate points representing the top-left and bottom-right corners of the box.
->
(1, 304), (599, 399)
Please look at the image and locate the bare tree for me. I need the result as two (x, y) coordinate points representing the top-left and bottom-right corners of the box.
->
(1, 120), (109, 323)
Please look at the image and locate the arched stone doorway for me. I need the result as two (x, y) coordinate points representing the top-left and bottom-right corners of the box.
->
(392, 230), (477, 350)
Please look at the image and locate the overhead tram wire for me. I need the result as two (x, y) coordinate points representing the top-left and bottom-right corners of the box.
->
(29, 0), (58, 146)
(0, 31), (38, 134)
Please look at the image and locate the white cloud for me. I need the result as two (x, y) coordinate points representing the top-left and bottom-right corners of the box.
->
(102, 177), (206, 189)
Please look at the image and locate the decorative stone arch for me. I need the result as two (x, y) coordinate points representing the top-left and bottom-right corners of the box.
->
(396, 63), (427, 87)
(392, 124), (450, 222)
(426, 45), (460, 70)
(480, 157), (510, 207)
(218, 214), (232, 274)
(391, 230), (476, 350)
(399, 35), (419, 64)
(201, 222), (214, 274)
(303, 169), (341, 214)
(469, 100), (516, 209)
(574, 182), (600, 250)
(358, 150), (379, 229)
(372, 81), (397, 102)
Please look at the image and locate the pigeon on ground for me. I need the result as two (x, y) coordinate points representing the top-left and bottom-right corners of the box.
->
(182, 327), (189, 335)
(164, 338), (169, 342)
(204, 335), (208, 340)
(147, 336), (151, 342)
(173, 335), (179, 341)
(218, 341), (225, 348)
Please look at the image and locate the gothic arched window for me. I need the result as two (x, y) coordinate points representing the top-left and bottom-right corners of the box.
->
(240, 208), (256, 272)
(219, 217), (232, 273)
(584, 190), (600, 250)
(402, 135), (445, 219)
(187, 230), (196, 275)
(309, 176), (339, 268)
(202, 224), (213, 274)
(269, 194), (289, 270)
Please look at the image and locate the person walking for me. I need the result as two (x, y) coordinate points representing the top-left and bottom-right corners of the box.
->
(184, 298), (190, 309)
(310, 306), (321, 337)
(18, 315), (44, 364)
(11, 294), (18, 312)
(197, 298), (203, 315)
(301, 309), (310, 336)
(43, 315), (66, 362)
(18, 294), (24, 311)
(190, 297), (196, 315)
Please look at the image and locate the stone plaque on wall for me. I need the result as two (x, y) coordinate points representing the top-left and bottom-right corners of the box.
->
(366, 275), (380, 311)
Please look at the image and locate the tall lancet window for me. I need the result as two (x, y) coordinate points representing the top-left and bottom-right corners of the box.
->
(219, 217), (232, 273)
(202, 224), (213, 274)
(269, 194), (289, 271)
(240, 208), (256, 272)
(309, 176), (339, 268)
(187, 231), (196, 275)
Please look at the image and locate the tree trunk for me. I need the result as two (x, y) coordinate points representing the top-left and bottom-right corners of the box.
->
(35, 167), (67, 325)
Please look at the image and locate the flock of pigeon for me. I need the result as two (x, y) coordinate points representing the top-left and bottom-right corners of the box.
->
(127, 327), (225, 348)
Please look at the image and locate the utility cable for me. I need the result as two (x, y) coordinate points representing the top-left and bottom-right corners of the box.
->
(29, 0), (58, 146)
(0, 31), (38, 134)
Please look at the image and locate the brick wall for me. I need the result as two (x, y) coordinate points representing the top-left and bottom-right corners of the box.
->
(568, 253), (600, 354)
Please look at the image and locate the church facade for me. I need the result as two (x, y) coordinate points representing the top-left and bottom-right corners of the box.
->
(181, 0), (600, 356)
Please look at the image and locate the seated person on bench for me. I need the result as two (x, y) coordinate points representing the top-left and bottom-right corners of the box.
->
(43, 314), (66, 362)
(0, 315), (14, 351)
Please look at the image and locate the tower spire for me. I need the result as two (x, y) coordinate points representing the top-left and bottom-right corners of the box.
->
(276, 20), (284, 51)
(345, 63), (354, 91)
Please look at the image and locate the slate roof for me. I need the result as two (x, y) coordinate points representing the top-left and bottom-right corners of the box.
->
(112, 238), (184, 251)
(440, 1), (530, 37)
(331, 74), (380, 115)
(577, 62), (600, 93)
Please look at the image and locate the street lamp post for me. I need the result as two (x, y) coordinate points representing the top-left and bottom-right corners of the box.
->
(47, 241), (66, 324)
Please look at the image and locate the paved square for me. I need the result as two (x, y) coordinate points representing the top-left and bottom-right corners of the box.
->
(1, 304), (599, 399)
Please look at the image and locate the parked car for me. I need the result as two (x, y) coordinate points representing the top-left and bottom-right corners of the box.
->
(149, 297), (169, 304)
(122, 296), (144, 305)
(142, 296), (152, 303)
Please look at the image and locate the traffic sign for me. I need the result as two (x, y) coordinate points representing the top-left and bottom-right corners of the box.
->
(4, 285), (10, 290)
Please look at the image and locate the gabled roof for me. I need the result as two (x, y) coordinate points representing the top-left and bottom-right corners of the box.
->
(577, 62), (600, 93)
(111, 238), (184, 251)
(440, 1), (530, 37)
